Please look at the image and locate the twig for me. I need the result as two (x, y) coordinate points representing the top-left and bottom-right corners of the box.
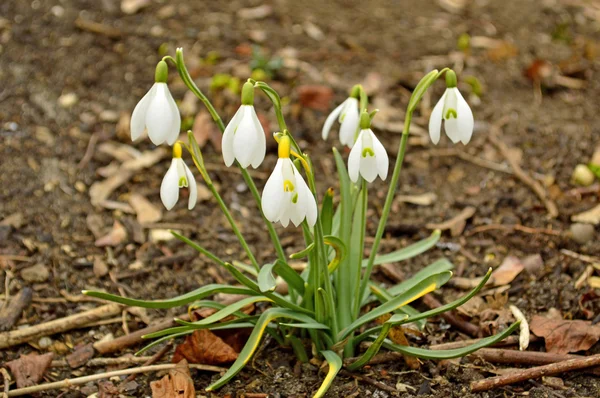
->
(470, 353), (600, 392)
(1, 368), (11, 397)
(560, 249), (600, 264)
(421, 294), (479, 336)
(0, 304), (122, 349)
(465, 223), (561, 237)
(52, 356), (162, 368)
(4, 363), (226, 397)
(471, 348), (599, 372)
(77, 132), (99, 169)
(340, 370), (397, 393)
(488, 117), (559, 218)
(0, 288), (32, 331)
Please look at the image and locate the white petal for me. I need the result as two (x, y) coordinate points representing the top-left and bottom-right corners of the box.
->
(454, 88), (474, 145)
(359, 151), (378, 183)
(347, 131), (364, 183)
(339, 98), (360, 148)
(160, 159), (180, 210)
(291, 167), (309, 227)
(184, 162), (197, 210)
(249, 107), (266, 168)
(370, 130), (389, 181)
(146, 83), (174, 145)
(428, 91), (446, 145)
(233, 106), (258, 168)
(222, 106), (245, 167)
(321, 101), (345, 140)
(130, 84), (156, 141)
(303, 182), (318, 227)
(165, 86), (181, 146)
(261, 159), (285, 222)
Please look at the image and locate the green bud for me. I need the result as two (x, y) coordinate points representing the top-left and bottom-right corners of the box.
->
(350, 84), (361, 99)
(359, 110), (371, 130)
(241, 81), (254, 105)
(445, 70), (457, 88)
(154, 60), (168, 83)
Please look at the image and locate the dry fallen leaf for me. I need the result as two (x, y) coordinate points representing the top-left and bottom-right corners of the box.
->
(172, 329), (238, 365)
(150, 359), (195, 398)
(571, 203), (600, 225)
(396, 193), (437, 206)
(490, 256), (525, 286)
(128, 193), (162, 224)
(95, 221), (128, 247)
(6, 352), (54, 388)
(530, 315), (600, 354)
(297, 85), (334, 112)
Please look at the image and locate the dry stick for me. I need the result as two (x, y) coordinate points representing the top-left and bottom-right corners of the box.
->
(0, 304), (122, 349)
(4, 363), (226, 397)
(1, 367), (11, 397)
(488, 117), (559, 218)
(470, 353), (600, 393)
(471, 348), (599, 371)
(52, 356), (162, 368)
(340, 370), (397, 393)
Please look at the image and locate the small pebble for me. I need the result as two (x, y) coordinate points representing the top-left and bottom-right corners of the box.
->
(571, 164), (595, 186)
(38, 336), (53, 349)
(58, 92), (78, 108)
(570, 223), (595, 244)
(21, 263), (50, 283)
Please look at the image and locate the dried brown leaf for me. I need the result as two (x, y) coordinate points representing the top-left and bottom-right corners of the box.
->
(128, 193), (162, 224)
(530, 315), (600, 354)
(490, 256), (525, 286)
(172, 329), (238, 365)
(150, 360), (195, 398)
(95, 221), (128, 247)
(6, 352), (54, 388)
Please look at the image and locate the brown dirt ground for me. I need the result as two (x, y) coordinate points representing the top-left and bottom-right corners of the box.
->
(1, 0), (600, 396)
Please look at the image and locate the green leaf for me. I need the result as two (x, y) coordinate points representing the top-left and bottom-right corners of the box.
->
(206, 308), (321, 391)
(369, 283), (426, 330)
(362, 229), (441, 267)
(383, 321), (521, 359)
(286, 334), (308, 362)
(324, 235), (346, 273)
(175, 296), (272, 328)
(223, 263), (313, 315)
(170, 231), (226, 267)
(407, 69), (448, 113)
(339, 271), (452, 340)
(232, 261), (258, 277)
(387, 258), (454, 297)
(258, 263), (277, 293)
(321, 188), (334, 236)
(289, 243), (314, 259)
(137, 329), (194, 356)
(347, 314), (403, 371)
(313, 351), (343, 398)
(279, 322), (330, 330)
(273, 260), (305, 295)
(82, 284), (257, 309)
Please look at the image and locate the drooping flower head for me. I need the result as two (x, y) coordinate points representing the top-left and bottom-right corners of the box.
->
(261, 136), (317, 227)
(131, 60), (181, 146)
(348, 111), (389, 183)
(428, 70), (474, 145)
(322, 85), (361, 148)
(160, 142), (197, 211)
(222, 81), (266, 169)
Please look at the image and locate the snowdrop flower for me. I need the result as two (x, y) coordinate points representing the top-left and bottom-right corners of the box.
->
(428, 70), (474, 145)
(131, 60), (181, 146)
(348, 112), (388, 183)
(160, 143), (197, 210)
(321, 85), (360, 148)
(261, 136), (317, 227)
(222, 81), (266, 169)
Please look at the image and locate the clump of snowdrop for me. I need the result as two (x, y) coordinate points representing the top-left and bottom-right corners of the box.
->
(428, 70), (474, 145)
(322, 85), (361, 148)
(160, 142), (197, 210)
(130, 61), (181, 146)
(221, 81), (266, 169)
(348, 111), (389, 183)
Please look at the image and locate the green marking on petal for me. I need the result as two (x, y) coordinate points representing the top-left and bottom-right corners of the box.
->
(445, 108), (457, 119)
(178, 176), (188, 188)
(292, 193), (299, 204)
(283, 179), (295, 192)
(362, 147), (375, 158)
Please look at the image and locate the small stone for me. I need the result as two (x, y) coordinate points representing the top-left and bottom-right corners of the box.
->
(21, 263), (50, 283)
(58, 93), (78, 108)
(93, 256), (109, 277)
(38, 337), (53, 349)
(149, 229), (175, 242)
(35, 126), (55, 146)
(99, 110), (119, 123)
(571, 164), (595, 186)
(121, 0), (151, 15)
(570, 223), (595, 244)
(74, 181), (86, 193)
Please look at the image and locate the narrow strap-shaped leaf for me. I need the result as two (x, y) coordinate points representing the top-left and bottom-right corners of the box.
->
(82, 284), (257, 309)
(387, 258), (454, 296)
(175, 296), (273, 327)
(324, 235), (346, 273)
(369, 283), (426, 329)
(383, 321), (521, 359)
(171, 231), (226, 267)
(361, 229), (441, 267)
(286, 334), (308, 362)
(314, 351), (343, 398)
(206, 308), (322, 391)
(347, 318), (398, 371)
(321, 187), (334, 236)
(143, 318), (259, 340)
(224, 263), (314, 315)
(273, 260), (305, 295)
(338, 271), (452, 340)
(136, 329), (195, 356)
(289, 243), (314, 259)
(279, 322), (330, 330)
(232, 261), (258, 277)
(258, 262), (277, 293)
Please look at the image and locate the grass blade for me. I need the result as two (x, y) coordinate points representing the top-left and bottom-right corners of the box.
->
(361, 229), (441, 267)
(175, 296), (273, 327)
(387, 258), (454, 297)
(279, 322), (330, 330)
(369, 282), (426, 329)
(314, 351), (343, 398)
(273, 260), (305, 295)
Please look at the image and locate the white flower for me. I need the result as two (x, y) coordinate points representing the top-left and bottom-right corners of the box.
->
(261, 158), (317, 228)
(160, 157), (197, 211)
(222, 105), (266, 169)
(321, 97), (360, 148)
(348, 129), (388, 183)
(130, 82), (181, 146)
(428, 87), (474, 145)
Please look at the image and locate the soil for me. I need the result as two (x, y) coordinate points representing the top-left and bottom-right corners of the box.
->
(1, 0), (600, 397)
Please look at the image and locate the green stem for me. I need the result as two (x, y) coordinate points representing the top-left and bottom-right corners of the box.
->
(174, 48), (285, 264)
(358, 112), (413, 304)
(353, 180), (368, 318)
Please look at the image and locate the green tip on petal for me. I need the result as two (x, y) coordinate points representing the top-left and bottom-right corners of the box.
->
(445, 70), (457, 88)
(444, 108), (457, 119)
(362, 147), (375, 158)
(241, 81), (254, 105)
(178, 176), (188, 188)
(155, 60), (169, 83)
